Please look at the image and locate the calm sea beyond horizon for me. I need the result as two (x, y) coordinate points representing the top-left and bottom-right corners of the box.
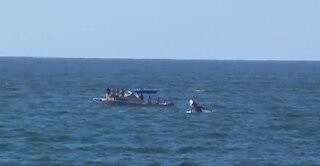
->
(0, 57), (319, 165)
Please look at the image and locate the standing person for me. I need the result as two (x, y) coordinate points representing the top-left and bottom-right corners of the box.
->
(116, 88), (120, 97)
(111, 88), (116, 98)
(140, 93), (144, 102)
(189, 99), (203, 113)
(120, 88), (125, 97)
(114, 88), (118, 97)
(105, 87), (111, 99)
(148, 95), (152, 104)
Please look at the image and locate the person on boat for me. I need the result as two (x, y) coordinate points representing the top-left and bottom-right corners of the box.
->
(148, 95), (151, 104)
(109, 88), (117, 99)
(140, 93), (144, 102)
(189, 99), (203, 113)
(120, 88), (125, 97)
(105, 87), (111, 99)
(117, 88), (121, 97)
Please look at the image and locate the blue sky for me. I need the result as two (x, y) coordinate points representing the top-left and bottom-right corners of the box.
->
(0, 0), (319, 60)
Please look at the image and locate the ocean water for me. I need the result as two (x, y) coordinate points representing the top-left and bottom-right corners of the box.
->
(0, 57), (319, 165)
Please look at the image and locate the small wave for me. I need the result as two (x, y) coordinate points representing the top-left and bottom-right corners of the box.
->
(195, 89), (205, 92)
(203, 109), (216, 113)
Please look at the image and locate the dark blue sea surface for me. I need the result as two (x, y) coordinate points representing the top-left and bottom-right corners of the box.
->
(0, 57), (320, 165)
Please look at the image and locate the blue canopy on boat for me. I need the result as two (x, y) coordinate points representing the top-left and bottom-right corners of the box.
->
(133, 88), (158, 94)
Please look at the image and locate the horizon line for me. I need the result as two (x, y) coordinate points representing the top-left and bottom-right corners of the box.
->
(0, 55), (319, 62)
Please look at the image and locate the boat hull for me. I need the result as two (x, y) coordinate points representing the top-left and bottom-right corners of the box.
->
(93, 97), (174, 107)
